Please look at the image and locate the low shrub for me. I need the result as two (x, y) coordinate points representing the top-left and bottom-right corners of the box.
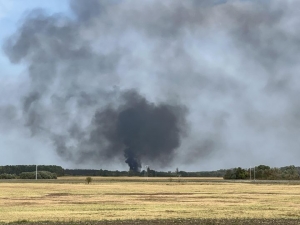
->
(86, 176), (93, 184)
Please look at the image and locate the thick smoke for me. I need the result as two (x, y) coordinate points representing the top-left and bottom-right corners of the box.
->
(1, 5), (187, 169)
(92, 91), (186, 171)
(49, 90), (186, 171)
(2, 0), (300, 169)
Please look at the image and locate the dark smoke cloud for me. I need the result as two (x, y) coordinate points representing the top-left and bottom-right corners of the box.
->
(48, 90), (187, 171)
(2, 0), (300, 169)
(2, 5), (188, 169)
(91, 90), (186, 171)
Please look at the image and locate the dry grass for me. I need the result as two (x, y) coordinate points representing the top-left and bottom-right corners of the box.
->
(0, 177), (300, 223)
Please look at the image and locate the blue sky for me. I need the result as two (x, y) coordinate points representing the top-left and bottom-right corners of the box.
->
(0, 0), (70, 76)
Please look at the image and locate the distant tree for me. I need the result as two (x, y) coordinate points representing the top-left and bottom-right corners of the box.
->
(86, 177), (93, 184)
(268, 168), (281, 180)
(235, 167), (247, 179)
(255, 165), (271, 179)
(223, 169), (234, 179)
(257, 165), (270, 170)
(223, 167), (249, 179)
(280, 165), (300, 180)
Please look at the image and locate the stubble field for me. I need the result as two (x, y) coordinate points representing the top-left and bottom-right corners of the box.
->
(0, 177), (300, 225)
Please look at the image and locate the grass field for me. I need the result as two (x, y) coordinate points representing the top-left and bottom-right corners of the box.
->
(0, 177), (300, 224)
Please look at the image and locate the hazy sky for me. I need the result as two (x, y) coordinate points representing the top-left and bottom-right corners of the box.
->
(1, 0), (300, 171)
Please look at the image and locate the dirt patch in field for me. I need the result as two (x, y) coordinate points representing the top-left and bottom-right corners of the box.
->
(46, 193), (71, 197)
(107, 192), (195, 196)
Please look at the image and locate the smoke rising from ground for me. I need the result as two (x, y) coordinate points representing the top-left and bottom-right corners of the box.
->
(91, 90), (186, 171)
(1, 0), (300, 169)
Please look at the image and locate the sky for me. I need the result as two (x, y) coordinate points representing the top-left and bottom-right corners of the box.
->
(0, 0), (300, 171)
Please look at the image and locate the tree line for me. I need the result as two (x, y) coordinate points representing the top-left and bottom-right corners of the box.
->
(0, 165), (64, 177)
(223, 165), (300, 180)
(1, 164), (300, 180)
(0, 171), (57, 179)
(65, 168), (227, 177)
(0, 165), (226, 178)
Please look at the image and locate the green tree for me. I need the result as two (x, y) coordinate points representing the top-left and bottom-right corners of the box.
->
(280, 165), (299, 180)
(256, 165), (271, 179)
(86, 177), (93, 184)
(235, 167), (248, 179)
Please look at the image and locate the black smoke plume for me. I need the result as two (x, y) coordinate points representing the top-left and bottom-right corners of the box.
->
(92, 91), (186, 171)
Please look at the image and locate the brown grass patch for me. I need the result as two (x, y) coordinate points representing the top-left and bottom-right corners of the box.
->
(0, 177), (300, 223)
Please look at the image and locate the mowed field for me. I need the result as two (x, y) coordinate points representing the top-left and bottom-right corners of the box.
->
(0, 177), (300, 224)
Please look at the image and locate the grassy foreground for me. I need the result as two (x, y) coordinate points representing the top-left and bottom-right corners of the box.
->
(0, 177), (300, 224)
